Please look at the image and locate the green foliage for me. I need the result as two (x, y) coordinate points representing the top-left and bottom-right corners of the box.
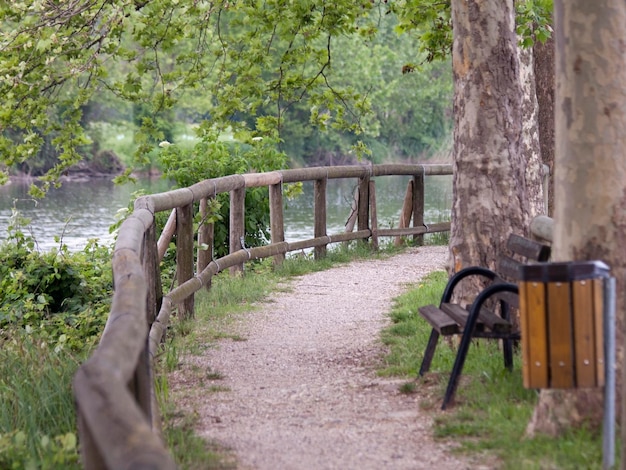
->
(0, 0), (461, 195)
(0, 212), (113, 468)
(0, 335), (82, 469)
(516, 0), (554, 47)
(159, 131), (288, 257)
(0, 0), (380, 192)
(0, 212), (112, 349)
(391, 0), (553, 63)
(278, 20), (453, 163)
(390, 0), (452, 62)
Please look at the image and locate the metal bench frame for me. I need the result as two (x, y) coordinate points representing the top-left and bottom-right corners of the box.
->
(418, 234), (551, 409)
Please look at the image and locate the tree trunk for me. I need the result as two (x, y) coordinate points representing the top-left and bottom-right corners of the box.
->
(533, 35), (555, 216)
(449, 0), (531, 299)
(527, 0), (626, 438)
(518, 42), (544, 217)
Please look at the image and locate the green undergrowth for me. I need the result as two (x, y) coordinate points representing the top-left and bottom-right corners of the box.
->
(381, 270), (616, 469)
(0, 211), (113, 468)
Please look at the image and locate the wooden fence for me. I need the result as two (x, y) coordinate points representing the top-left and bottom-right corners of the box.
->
(73, 163), (452, 469)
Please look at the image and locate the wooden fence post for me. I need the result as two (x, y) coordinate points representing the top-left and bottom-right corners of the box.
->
(176, 204), (195, 318)
(230, 187), (245, 274)
(357, 176), (370, 244)
(142, 222), (162, 432)
(76, 412), (106, 469)
(314, 178), (327, 260)
(412, 172), (425, 245)
(269, 183), (285, 265)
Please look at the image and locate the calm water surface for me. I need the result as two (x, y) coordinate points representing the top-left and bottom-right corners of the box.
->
(0, 175), (451, 251)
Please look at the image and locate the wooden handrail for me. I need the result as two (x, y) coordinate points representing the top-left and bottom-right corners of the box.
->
(73, 163), (452, 468)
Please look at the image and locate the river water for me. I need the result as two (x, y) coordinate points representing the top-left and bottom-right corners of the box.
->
(0, 175), (451, 251)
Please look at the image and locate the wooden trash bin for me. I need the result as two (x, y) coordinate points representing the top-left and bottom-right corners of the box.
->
(518, 261), (610, 389)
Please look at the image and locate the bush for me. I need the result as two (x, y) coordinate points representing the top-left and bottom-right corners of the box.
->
(0, 210), (113, 350)
(0, 210), (115, 468)
(158, 129), (288, 258)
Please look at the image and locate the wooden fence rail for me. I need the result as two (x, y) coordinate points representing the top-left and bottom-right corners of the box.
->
(73, 163), (452, 469)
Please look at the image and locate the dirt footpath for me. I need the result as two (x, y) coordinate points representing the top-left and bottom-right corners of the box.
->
(170, 246), (490, 469)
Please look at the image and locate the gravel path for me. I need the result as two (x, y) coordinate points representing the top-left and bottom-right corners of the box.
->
(170, 246), (485, 469)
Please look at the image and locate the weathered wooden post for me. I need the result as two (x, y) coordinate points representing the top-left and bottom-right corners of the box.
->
(314, 178), (327, 260)
(412, 171), (425, 245)
(230, 187), (245, 274)
(141, 221), (161, 431)
(269, 182), (285, 265)
(176, 203), (194, 318)
(357, 175), (370, 245)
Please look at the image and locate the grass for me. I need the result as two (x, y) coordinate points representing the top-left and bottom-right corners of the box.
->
(381, 271), (617, 469)
(0, 332), (83, 468)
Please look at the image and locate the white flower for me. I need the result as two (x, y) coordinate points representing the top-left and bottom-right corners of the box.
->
(159, 141), (171, 148)
(251, 137), (263, 142)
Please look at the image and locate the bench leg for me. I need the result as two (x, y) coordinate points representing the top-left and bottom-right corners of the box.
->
(503, 338), (513, 371)
(418, 329), (440, 376)
(501, 301), (513, 371)
(442, 310), (481, 410)
(442, 282), (519, 410)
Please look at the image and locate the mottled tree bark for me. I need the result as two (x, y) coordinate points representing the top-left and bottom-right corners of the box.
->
(533, 36), (555, 216)
(449, 0), (535, 300)
(519, 43), (545, 217)
(527, 0), (626, 438)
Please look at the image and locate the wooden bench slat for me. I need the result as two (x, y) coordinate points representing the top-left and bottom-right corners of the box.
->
(441, 303), (512, 334)
(418, 305), (459, 335)
(494, 290), (520, 309)
(440, 303), (483, 332)
(507, 234), (551, 261)
(477, 307), (513, 333)
(498, 255), (523, 281)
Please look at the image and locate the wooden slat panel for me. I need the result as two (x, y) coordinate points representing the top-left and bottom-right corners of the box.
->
(521, 281), (549, 389)
(494, 290), (520, 310)
(498, 256), (522, 280)
(593, 278), (605, 386)
(507, 234), (551, 261)
(477, 307), (513, 333)
(418, 305), (459, 335)
(440, 303), (471, 329)
(441, 303), (511, 333)
(547, 282), (574, 388)
(572, 280), (597, 387)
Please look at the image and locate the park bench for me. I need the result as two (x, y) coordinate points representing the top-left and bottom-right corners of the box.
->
(418, 234), (551, 409)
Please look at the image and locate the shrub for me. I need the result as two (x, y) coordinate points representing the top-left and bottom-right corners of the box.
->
(0, 210), (115, 468)
(0, 209), (112, 350)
